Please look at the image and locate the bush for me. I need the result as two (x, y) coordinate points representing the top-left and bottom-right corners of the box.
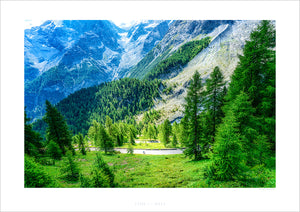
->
(25, 156), (54, 187)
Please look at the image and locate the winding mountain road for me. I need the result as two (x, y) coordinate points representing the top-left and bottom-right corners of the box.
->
(88, 147), (184, 155)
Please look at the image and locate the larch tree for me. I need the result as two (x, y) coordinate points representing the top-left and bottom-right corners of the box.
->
(225, 20), (275, 150)
(204, 66), (227, 144)
(161, 119), (172, 147)
(183, 71), (205, 160)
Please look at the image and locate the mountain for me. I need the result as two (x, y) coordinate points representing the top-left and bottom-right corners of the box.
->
(126, 20), (235, 79)
(142, 20), (262, 124)
(24, 20), (170, 120)
(114, 20), (171, 79)
(25, 20), (263, 126)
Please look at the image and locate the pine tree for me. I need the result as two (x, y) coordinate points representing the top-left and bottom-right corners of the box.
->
(61, 151), (80, 181)
(44, 100), (74, 155)
(128, 124), (137, 145)
(93, 153), (114, 187)
(88, 120), (101, 147)
(225, 20), (275, 150)
(178, 116), (189, 146)
(206, 109), (247, 181)
(80, 153), (114, 188)
(25, 110), (43, 157)
(74, 133), (86, 155)
(98, 124), (114, 154)
(183, 71), (205, 160)
(46, 140), (63, 160)
(171, 133), (178, 147)
(147, 123), (156, 141)
(204, 66), (227, 143)
(161, 119), (172, 147)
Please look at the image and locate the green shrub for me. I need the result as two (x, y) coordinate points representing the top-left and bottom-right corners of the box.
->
(46, 140), (63, 160)
(94, 153), (114, 186)
(61, 151), (80, 181)
(80, 153), (115, 188)
(79, 174), (92, 188)
(25, 156), (54, 187)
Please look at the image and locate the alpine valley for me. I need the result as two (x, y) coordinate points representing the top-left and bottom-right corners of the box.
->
(24, 20), (276, 188)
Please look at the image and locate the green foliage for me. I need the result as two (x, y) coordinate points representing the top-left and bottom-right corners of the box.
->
(37, 78), (161, 136)
(25, 110), (43, 157)
(128, 124), (137, 145)
(35, 151), (275, 188)
(161, 119), (172, 147)
(33, 78), (161, 137)
(82, 153), (115, 188)
(206, 110), (247, 181)
(73, 133), (86, 155)
(25, 156), (54, 187)
(128, 46), (172, 79)
(147, 123), (156, 141)
(206, 21), (276, 181)
(61, 151), (80, 181)
(171, 133), (178, 147)
(182, 71), (206, 160)
(99, 122), (115, 154)
(203, 66), (227, 144)
(225, 20), (275, 150)
(145, 37), (211, 80)
(44, 100), (74, 155)
(163, 86), (173, 95)
(46, 140), (63, 160)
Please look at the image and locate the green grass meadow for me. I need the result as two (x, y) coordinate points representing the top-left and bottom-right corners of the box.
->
(39, 151), (275, 188)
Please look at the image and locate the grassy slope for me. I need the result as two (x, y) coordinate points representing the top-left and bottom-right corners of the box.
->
(41, 151), (275, 188)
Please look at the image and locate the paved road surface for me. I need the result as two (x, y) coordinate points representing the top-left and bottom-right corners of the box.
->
(88, 147), (184, 155)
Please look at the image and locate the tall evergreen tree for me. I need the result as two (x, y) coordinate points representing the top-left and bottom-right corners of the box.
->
(183, 71), (205, 160)
(88, 120), (101, 147)
(44, 100), (74, 155)
(225, 20), (275, 150)
(147, 123), (156, 141)
(128, 124), (137, 145)
(98, 123), (114, 154)
(74, 133), (86, 155)
(204, 66), (227, 143)
(161, 119), (172, 147)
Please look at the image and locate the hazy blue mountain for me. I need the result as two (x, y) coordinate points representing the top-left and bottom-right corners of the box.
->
(25, 20), (170, 120)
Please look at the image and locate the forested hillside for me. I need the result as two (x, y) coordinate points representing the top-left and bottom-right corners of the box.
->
(33, 78), (162, 135)
(145, 37), (211, 80)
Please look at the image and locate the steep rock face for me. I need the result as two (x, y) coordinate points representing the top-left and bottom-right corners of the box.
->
(126, 20), (235, 79)
(148, 20), (261, 124)
(114, 20), (170, 79)
(25, 20), (170, 120)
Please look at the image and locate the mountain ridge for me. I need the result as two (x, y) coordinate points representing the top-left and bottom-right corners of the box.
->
(25, 20), (262, 123)
(25, 20), (170, 121)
